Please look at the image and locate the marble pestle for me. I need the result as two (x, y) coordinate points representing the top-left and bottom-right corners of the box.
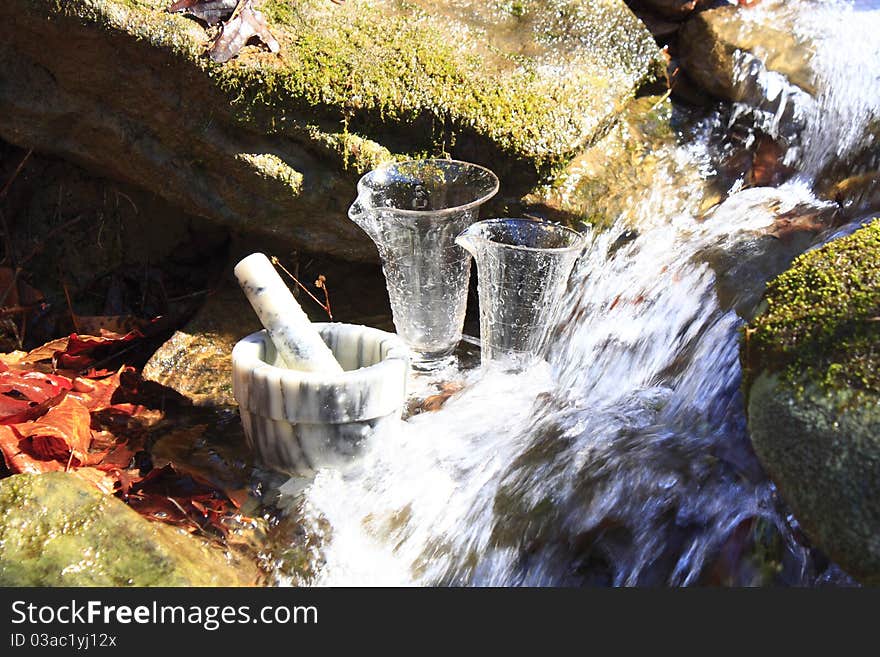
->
(234, 253), (344, 373)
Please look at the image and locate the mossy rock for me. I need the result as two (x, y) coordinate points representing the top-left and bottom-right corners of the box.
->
(743, 220), (880, 396)
(743, 219), (880, 583)
(0, 472), (257, 586)
(0, 0), (660, 259)
(522, 94), (699, 229)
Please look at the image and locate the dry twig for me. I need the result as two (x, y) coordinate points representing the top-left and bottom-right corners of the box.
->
(270, 256), (333, 320)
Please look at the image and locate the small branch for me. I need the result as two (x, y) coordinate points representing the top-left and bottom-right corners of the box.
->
(650, 87), (673, 111)
(165, 496), (206, 534)
(315, 274), (333, 320)
(0, 215), (83, 316)
(0, 149), (33, 280)
(114, 189), (139, 215)
(0, 267), (21, 310)
(19, 215), (84, 268)
(0, 209), (14, 270)
(0, 302), (44, 317)
(0, 148), (33, 201)
(270, 256), (333, 320)
(78, 339), (142, 375)
(61, 277), (81, 334)
(166, 289), (210, 303)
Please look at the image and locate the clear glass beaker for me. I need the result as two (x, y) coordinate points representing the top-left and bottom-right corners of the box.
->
(349, 159), (499, 370)
(455, 218), (587, 370)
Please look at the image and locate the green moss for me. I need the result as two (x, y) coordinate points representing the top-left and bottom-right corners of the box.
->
(0, 472), (256, 586)
(217, 1), (573, 164)
(744, 219), (880, 395)
(30, 0), (659, 174)
(302, 126), (395, 174)
(42, 0), (205, 59)
(236, 152), (304, 194)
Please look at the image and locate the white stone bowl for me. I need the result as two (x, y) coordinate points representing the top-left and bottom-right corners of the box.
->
(232, 323), (410, 476)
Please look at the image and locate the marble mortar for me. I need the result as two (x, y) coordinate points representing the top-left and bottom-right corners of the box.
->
(232, 323), (410, 476)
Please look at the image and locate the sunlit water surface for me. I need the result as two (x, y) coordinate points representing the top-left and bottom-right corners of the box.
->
(276, 0), (879, 586)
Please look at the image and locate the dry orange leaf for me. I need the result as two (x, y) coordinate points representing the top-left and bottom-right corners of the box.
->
(16, 395), (93, 465)
(0, 425), (65, 474)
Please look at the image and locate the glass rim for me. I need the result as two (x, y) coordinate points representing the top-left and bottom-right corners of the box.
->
(458, 217), (588, 254)
(355, 158), (500, 217)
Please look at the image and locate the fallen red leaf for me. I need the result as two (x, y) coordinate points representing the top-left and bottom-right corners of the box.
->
(0, 425), (65, 474)
(108, 468), (142, 496)
(74, 315), (150, 338)
(66, 368), (126, 411)
(750, 135), (792, 187)
(16, 395), (93, 464)
(1, 335), (247, 535)
(54, 331), (143, 371)
(70, 466), (119, 496)
(22, 337), (70, 365)
(0, 370), (72, 423)
(93, 440), (137, 471)
(225, 488), (249, 509)
(124, 464), (246, 536)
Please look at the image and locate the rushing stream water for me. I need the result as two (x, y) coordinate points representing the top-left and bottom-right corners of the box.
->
(266, 0), (879, 586)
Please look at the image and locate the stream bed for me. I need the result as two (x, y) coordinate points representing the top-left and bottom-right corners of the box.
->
(137, 0), (880, 587)
(3, 0), (880, 586)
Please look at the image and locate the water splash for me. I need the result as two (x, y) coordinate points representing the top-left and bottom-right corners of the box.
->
(281, 0), (874, 586)
(730, 0), (880, 177)
(796, 0), (880, 176)
(295, 153), (843, 586)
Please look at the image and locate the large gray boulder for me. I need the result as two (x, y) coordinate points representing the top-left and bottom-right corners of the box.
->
(0, 472), (258, 586)
(0, 0), (661, 261)
(743, 219), (880, 584)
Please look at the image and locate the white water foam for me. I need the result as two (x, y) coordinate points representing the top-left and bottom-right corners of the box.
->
(282, 0), (876, 586)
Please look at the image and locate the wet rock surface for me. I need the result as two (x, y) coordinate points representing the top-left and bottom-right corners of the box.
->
(677, 1), (879, 216)
(143, 284), (261, 407)
(744, 219), (880, 584)
(0, 0), (660, 260)
(0, 471), (258, 585)
(700, 186), (843, 320)
(143, 249), (391, 406)
(523, 94), (697, 229)
(678, 2), (815, 102)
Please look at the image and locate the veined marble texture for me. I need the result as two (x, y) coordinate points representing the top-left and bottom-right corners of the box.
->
(233, 253), (344, 373)
(232, 324), (410, 476)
